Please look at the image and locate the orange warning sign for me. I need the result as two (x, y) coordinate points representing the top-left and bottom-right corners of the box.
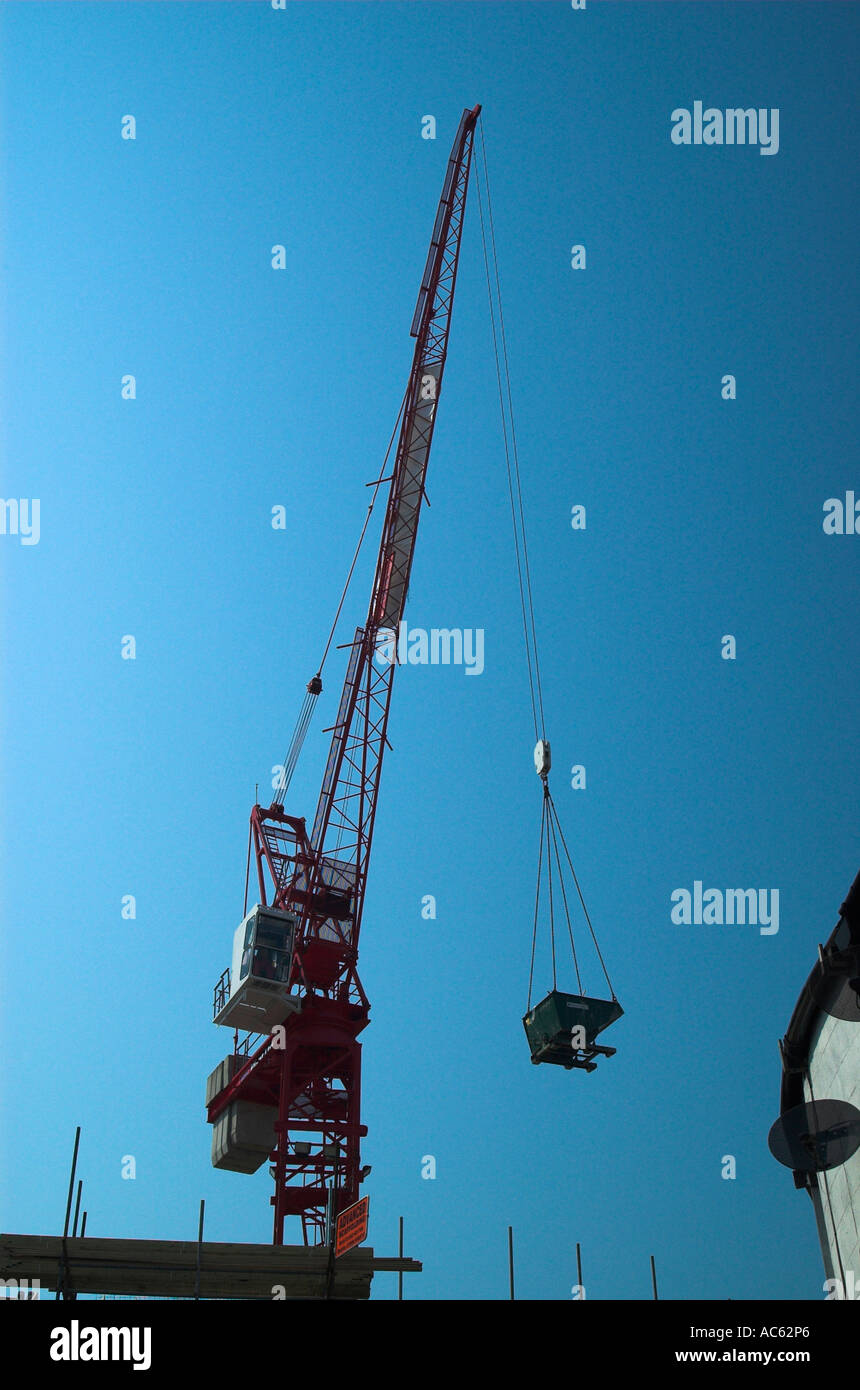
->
(334, 1195), (369, 1257)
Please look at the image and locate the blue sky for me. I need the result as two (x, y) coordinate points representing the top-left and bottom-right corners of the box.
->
(1, 0), (858, 1300)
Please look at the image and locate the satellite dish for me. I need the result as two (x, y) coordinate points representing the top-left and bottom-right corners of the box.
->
(810, 947), (860, 1022)
(768, 1098), (860, 1172)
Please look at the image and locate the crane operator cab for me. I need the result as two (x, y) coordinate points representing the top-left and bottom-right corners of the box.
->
(213, 904), (301, 1033)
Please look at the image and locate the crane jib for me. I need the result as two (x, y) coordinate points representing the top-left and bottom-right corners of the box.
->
(411, 104), (480, 337)
(378, 105), (479, 631)
(373, 352), (444, 634)
(311, 106), (479, 878)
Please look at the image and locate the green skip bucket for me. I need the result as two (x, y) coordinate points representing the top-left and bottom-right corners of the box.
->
(523, 989), (623, 1070)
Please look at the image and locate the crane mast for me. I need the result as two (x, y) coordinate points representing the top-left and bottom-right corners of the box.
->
(207, 105), (481, 1246)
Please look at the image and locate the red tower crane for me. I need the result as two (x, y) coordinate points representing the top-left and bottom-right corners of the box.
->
(206, 105), (481, 1247)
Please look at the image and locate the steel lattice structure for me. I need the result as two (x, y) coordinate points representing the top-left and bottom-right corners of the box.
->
(207, 105), (481, 1246)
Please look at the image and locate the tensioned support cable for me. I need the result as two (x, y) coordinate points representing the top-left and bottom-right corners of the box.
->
(547, 789), (617, 1001)
(529, 780), (615, 1003)
(546, 793), (558, 994)
(545, 789), (584, 995)
(526, 799), (547, 1012)
(271, 384), (409, 806)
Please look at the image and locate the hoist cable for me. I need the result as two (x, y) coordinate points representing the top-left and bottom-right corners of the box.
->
(475, 138), (541, 743)
(476, 122), (617, 1010)
(478, 120), (548, 740)
(476, 121), (618, 1017)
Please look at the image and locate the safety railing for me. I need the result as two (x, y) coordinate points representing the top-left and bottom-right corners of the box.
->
(212, 968), (230, 1020)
